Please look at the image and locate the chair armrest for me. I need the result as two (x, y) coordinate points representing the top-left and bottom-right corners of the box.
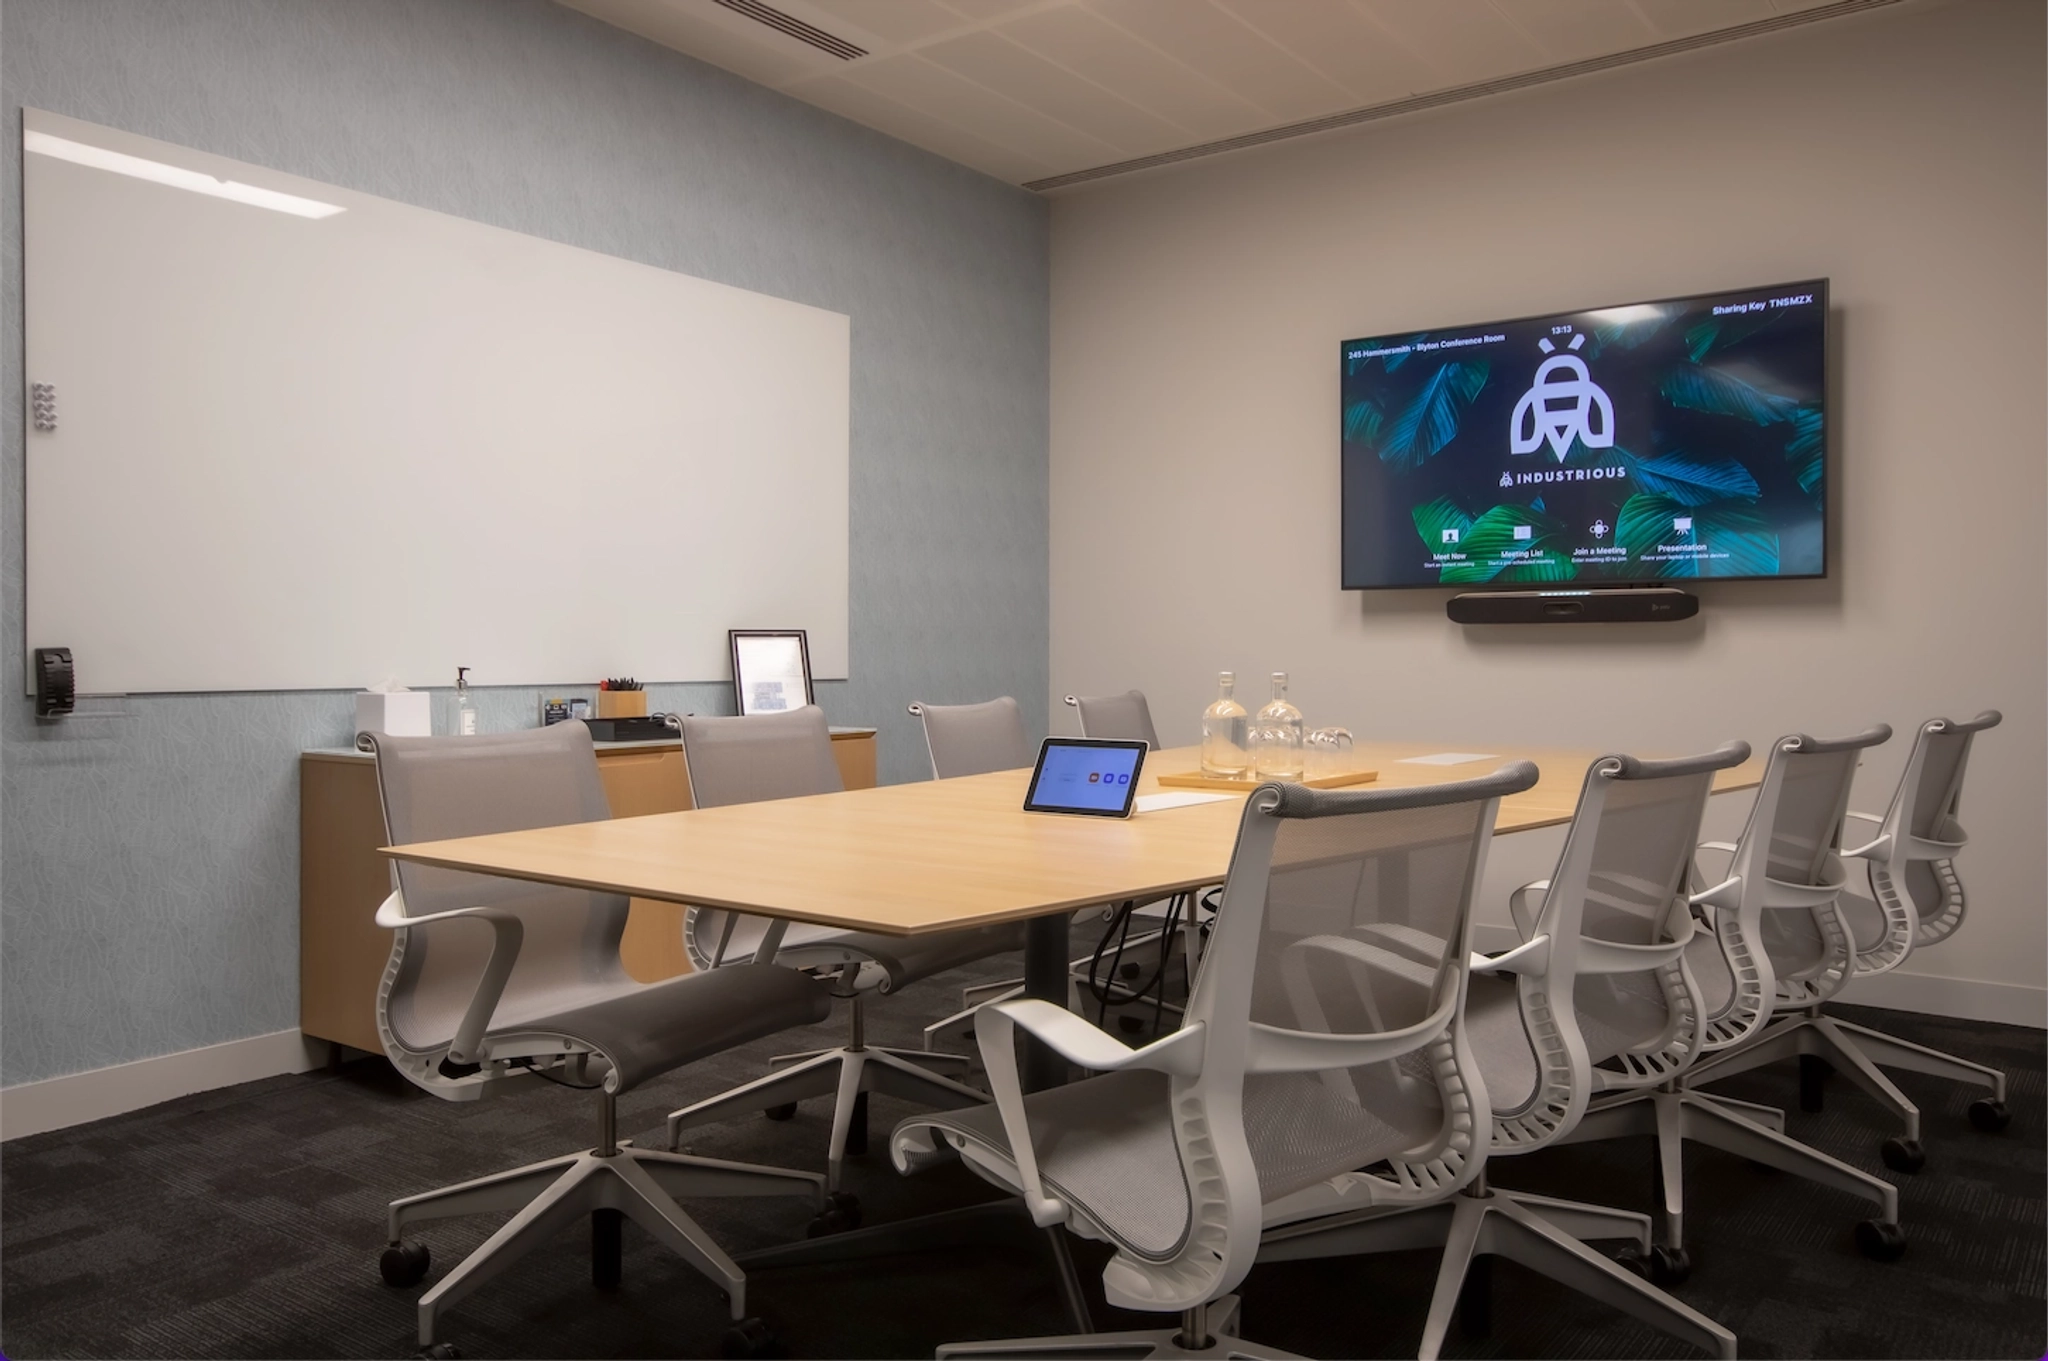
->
(1838, 812), (1890, 860)
(1246, 989), (1458, 1074)
(1472, 933), (1550, 977)
(375, 891), (523, 1066)
(973, 1001), (1205, 1229)
(981, 998), (1205, 1076)
(1507, 880), (1549, 941)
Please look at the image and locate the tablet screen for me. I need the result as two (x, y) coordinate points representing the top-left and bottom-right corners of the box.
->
(1023, 738), (1148, 818)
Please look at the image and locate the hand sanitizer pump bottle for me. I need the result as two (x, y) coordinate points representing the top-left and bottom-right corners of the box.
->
(454, 666), (479, 736)
(1200, 672), (1250, 779)
(1253, 672), (1305, 780)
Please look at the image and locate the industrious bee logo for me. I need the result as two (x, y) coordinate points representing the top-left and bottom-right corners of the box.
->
(1509, 333), (1613, 463)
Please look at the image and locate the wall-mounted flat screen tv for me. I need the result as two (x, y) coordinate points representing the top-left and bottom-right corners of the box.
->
(1341, 279), (1827, 590)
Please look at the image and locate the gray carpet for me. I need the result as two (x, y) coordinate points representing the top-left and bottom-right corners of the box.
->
(2, 953), (2041, 1360)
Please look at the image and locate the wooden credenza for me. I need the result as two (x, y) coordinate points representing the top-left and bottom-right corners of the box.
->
(299, 728), (878, 1053)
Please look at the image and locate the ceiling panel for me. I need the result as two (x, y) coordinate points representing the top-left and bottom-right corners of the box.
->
(1489, 0), (1657, 64)
(1090, 0), (1362, 123)
(1628, 0), (1784, 39)
(1352, 0), (1550, 86)
(996, 5), (1269, 141)
(831, 53), (1125, 169)
(919, 28), (1190, 156)
(799, 0), (971, 47)
(559, 0), (832, 86)
(936, 0), (1052, 21)
(560, 0), (1906, 187)
(1212, 0), (1419, 106)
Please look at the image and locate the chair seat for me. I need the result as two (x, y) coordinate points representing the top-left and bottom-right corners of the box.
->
(702, 915), (1026, 993)
(487, 963), (832, 1094)
(1467, 970), (1678, 1114)
(899, 1061), (1434, 1264)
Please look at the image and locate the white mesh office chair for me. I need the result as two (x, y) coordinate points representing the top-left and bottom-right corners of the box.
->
(1259, 746), (1747, 1360)
(1064, 689), (1162, 751)
(664, 707), (1013, 1193)
(890, 763), (1540, 1359)
(1687, 711), (2009, 1171)
(1561, 727), (1909, 1271)
(364, 723), (834, 1359)
(1065, 689), (1212, 1026)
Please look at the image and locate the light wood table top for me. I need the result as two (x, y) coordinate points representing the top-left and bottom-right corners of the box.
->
(383, 742), (1761, 938)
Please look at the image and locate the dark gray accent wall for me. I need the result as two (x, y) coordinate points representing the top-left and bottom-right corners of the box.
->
(0, 0), (1049, 1085)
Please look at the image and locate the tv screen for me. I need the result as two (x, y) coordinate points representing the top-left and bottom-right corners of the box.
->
(1341, 280), (1827, 590)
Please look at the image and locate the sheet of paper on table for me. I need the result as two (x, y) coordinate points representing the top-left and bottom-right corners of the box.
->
(1134, 792), (1237, 813)
(1398, 752), (1500, 766)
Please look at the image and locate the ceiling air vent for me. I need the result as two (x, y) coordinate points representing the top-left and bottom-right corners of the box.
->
(711, 0), (866, 61)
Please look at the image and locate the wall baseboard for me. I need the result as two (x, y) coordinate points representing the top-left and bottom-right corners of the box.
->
(1, 1029), (328, 1141)
(1470, 924), (2044, 1029)
(1837, 971), (2045, 1029)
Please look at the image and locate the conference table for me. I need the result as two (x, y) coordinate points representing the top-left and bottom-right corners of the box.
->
(382, 738), (1764, 1079)
(381, 737), (1762, 1286)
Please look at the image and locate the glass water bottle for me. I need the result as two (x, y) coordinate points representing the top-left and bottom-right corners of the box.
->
(1200, 672), (1250, 779)
(454, 666), (480, 736)
(1252, 672), (1305, 780)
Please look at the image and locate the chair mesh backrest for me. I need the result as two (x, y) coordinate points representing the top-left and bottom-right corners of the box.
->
(1559, 749), (1742, 1056)
(1744, 728), (1886, 970)
(1072, 691), (1161, 750)
(680, 706), (843, 808)
(1578, 767), (1717, 947)
(678, 708), (842, 964)
(1232, 777), (1522, 1199)
(916, 697), (1033, 778)
(1892, 712), (1996, 920)
(1766, 747), (1861, 884)
(371, 723), (626, 1052)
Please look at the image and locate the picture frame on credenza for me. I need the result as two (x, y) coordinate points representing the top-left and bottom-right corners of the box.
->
(729, 629), (813, 716)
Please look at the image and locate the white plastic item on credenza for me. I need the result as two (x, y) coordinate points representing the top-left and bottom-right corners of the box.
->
(356, 686), (431, 738)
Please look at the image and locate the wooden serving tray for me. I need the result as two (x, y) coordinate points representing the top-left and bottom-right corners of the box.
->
(1156, 768), (1379, 792)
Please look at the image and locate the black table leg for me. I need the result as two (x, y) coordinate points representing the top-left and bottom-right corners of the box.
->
(1021, 911), (1072, 1092)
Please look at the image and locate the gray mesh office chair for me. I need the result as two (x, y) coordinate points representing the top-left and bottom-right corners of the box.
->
(664, 707), (1013, 1192)
(1260, 747), (1748, 1360)
(1065, 689), (1211, 1020)
(364, 722), (834, 1358)
(911, 695), (1035, 776)
(1064, 689), (1162, 751)
(1688, 711), (2009, 1170)
(1561, 727), (1909, 1271)
(891, 764), (1540, 1359)
(912, 696), (1179, 1050)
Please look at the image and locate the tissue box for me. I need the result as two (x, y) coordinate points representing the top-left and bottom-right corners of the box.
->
(356, 690), (432, 738)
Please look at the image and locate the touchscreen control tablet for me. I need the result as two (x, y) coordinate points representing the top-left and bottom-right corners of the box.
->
(1022, 738), (1148, 819)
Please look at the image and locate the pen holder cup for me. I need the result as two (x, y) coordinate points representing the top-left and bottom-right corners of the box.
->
(596, 690), (648, 719)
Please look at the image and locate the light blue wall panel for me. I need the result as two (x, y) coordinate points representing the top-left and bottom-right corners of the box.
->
(0, 0), (1049, 1085)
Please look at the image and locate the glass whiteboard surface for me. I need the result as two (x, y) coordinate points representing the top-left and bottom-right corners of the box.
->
(21, 109), (850, 693)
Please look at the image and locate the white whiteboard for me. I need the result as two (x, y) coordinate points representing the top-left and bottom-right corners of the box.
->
(22, 109), (849, 694)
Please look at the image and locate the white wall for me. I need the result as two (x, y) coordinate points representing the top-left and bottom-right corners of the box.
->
(1049, 0), (2045, 1025)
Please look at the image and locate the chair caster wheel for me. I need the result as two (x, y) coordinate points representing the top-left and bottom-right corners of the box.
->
(807, 1203), (857, 1238)
(414, 1344), (461, 1360)
(763, 1103), (798, 1121)
(1614, 1246), (1651, 1280)
(722, 1316), (777, 1359)
(1969, 1098), (2011, 1132)
(1856, 1219), (1907, 1261)
(825, 1190), (863, 1229)
(1650, 1245), (1692, 1286)
(1881, 1137), (1926, 1173)
(1116, 1015), (1146, 1036)
(381, 1242), (430, 1288)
